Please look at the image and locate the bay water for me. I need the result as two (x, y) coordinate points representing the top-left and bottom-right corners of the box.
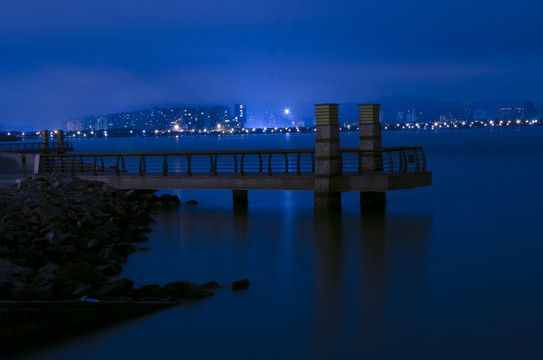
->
(14, 128), (543, 359)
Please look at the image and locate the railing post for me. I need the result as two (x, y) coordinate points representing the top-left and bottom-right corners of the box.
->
(187, 155), (192, 176)
(163, 155), (168, 176)
(359, 104), (386, 211)
(115, 156), (121, 176)
(314, 103), (341, 212)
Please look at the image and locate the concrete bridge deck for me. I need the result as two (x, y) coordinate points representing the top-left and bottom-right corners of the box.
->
(35, 147), (431, 192)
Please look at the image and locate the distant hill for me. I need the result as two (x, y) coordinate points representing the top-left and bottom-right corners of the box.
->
(336, 95), (540, 123)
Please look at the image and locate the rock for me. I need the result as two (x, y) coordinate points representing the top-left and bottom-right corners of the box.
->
(0, 280), (35, 300)
(72, 283), (92, 298)
(33, 271), (58, 286)
(47, 245), (77, 255)
(38, 263), (60, 275)
(184, 200), (199, 205)
(56, 263), (103, 286)
(201, 280), (221, 290)
(33, 284), (55, 300)
(230, 279), (250, 290)
(163, 281), (213, 300)
(96, 278), (135, 299)
(0, 259), (33, 282)
(94, 263), (122, 277)
(131, 284), (164, 299)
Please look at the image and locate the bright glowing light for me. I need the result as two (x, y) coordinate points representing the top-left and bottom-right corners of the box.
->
(173, 124), (180, 131)
(284, 108), (290, 115)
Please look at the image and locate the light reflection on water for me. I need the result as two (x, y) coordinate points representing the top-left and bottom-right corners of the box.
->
(15, 128), (543, 359)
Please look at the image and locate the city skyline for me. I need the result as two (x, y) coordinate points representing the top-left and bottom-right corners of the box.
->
(1, 0), (543, 130)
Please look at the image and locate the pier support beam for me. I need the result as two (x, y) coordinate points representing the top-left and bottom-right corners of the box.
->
(233, 190), (248, 208)
(314, 104), (341, 212)
(359, 104), (386, 211)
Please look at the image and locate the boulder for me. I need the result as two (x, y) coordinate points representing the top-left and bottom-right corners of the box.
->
(0, 258), (33, 282)
(56, 263), (103, 286)
(95, 278), (135, 299)
(131, 284), (164, 299)
(230, 279), (250, 290)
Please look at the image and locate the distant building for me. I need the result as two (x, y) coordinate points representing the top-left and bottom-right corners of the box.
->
(499, 106), (523, 120)
(209, 106), (231, 129)
(182, 107), (207, 130)
(465, 106), (473, 121)
(473, 109), (487, 120)
(524, 101), (536, 120)
(396, 111), (405, 124)
(67, 118), (83, 131)
(233, 104), (246, 128)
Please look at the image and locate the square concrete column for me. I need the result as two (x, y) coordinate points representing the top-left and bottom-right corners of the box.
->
(41, 130), (49, 150)
(233, 189), (248, 208)
(314, 104), (341, 212)
(57, 130), (65, 154)
(359, 104), (386, 211)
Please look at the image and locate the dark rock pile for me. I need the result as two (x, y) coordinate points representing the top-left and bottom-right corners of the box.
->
(0, 175), (230, 302)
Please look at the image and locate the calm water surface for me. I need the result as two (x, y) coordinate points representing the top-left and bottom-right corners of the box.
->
(15, 128), (543, 359)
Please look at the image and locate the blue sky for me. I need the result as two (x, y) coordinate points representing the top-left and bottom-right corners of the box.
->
(1, 0), (542, 129)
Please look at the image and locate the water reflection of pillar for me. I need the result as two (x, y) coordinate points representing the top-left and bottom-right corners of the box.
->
(232, 205), (249, 245)
(358, 212), (387, 356)
(358, 214), (432, 358)
(312, 213), (344, 358)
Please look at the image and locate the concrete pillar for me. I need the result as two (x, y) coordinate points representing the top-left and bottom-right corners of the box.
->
(314, 104), (341, 212)
(233, 190), (248, 208)
(41, 130), (49, 151)
(57, 130), (65, 154)
(359, 104), (386, 211)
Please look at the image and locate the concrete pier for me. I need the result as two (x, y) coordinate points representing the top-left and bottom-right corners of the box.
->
(359, 104), (386, 211)
(314, 104), (341, 212)
(33, 102), (432, 212)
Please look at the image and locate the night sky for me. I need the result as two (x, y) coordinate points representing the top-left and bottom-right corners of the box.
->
(1, 0), (542, 129)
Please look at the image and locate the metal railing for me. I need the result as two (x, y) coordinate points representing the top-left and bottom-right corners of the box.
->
(37, 147), (427, 177)
(0, 141), (74, 153)
(339, 147), (426, 175)
(37, 149), (316, 176)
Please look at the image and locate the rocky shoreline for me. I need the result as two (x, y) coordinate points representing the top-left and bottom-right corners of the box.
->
(0, 174), (249, 303)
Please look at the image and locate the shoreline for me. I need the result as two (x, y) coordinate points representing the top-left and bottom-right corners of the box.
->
(0, 174), (248, 348)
